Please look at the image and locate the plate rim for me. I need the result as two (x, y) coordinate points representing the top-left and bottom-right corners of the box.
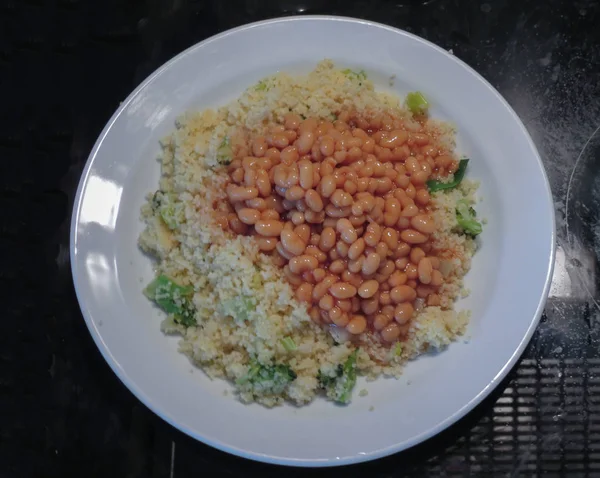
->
(70, 14), (556, 467)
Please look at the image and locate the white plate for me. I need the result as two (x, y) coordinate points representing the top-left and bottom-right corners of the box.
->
(70, 16), (555, 467)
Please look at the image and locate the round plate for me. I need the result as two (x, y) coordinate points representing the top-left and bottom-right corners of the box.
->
(70, 16), (555, 467)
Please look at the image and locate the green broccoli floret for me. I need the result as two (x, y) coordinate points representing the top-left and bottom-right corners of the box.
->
(254, 80), (268, 91)
(216, 136), (233, 165)
(405, 91), (429, 116)
(236, 360), (297, 396)
(342, 68), (368, 83)
(144, 275), (196, 326)
(427, 158), (469, 193)
(218, 295), (256, 323)
(456, 199), (483, 236)
(318, 349), (358, 404)
(151, 191), (185, 230)
(280, 337), (297, 352)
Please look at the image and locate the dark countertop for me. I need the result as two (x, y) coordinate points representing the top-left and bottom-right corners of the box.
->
(3, 0), (600, 476)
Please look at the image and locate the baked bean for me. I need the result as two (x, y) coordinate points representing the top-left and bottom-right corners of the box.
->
(296, 283), (313, 302)
(410, 247), (426, 264)
(255, 219), (284, 237)
(325, 204), (352, 218)
(256, 236), (278, 252)
(331, 189), (353, 208)
(358, 279), (379, 298)
(400, 229), (428, 244)
(330, 282), (357, 299)
(256, 171), (272, 197)
(418, 257), (433, 284)
(381, 228), (399, 251)
(364, 223), (382, 247)
(332, 312), (350, 327)
(298, 160), (313, 189)
(285, 185), (305, 201)
(378, 291), (391, 306)
(319, 227), (337, 252)
(415, 188), (430, 206)
(305, 189), (324, 212)
(388, 270), (407, 287)
(373, 314), (391, 330)
(320, 175), (337, 198)
(346, 315), (367, 334)
(349, 214), (366, 227)
(330, 259), (346, 275)
(390, 285), (417, 303)
(284, 113), (302, 130)
(362, 252), (382, 275)
(227, 185), (259, 202)
(237, 208), (260, 225)
(405, 262), (418, 279)
(296, 131), (315, 155)
(276, 241), (295, 260)
(313, 268), (326, 283)
(336, 240), (350, 258)
(427, 294), (441, 306)
(412, 133), (430, 146)
(319, 294), (334, 311)
(284, 265), (303, 285)
(344, 180), (358, 195)
(305, 210), (325, 224)
(348, 256), (364, 274)
(411, 214), (436, 234)
(381, 322), (401, 342)
(348, 238), (365, 260)
(394, 302), (414, 325)
(290, 211), (305, 225)
(361, 297), (379, 315)
(384, 198), (401, 226)
(375, 242), (389, 259)
(400, 204), (419, 218)
(313, 275), (338, 301)
(328, 306), (343, 322)
(431, 269), (444, 287)
(336, 218), (357, 244)
(294, 224), (310, 243)
(280, 145), (298, 164)
(289, 255), (318, 274)
(305, 245), (327, 263)
(281, 228), (306, 256)
(320, 136), (335, 156)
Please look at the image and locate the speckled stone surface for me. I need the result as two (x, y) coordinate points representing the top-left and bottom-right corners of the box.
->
(3, 0), (600, 476)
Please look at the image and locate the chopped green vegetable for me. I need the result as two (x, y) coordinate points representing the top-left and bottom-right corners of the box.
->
(405, 91), (429, 116)
(394, 343), (403, 357)
(218, 295), (256, 323)
(342, 68), (367, 82)
(254, 80), (268, 91)
(152, 191), (185, 230)
(280, 337), (297, 352)
(427, 158), (469, 193)
(456, 199), (482, 236)
(216, 136), (233, 165)
(236, 360), (296, 396)
(318, 349), (358, 404)
(144, 275), (196, 326)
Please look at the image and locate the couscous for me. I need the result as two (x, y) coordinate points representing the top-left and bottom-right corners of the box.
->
(139, 60), (481, 407)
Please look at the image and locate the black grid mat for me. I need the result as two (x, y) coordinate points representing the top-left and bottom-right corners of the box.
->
(3, 0), (600, 476)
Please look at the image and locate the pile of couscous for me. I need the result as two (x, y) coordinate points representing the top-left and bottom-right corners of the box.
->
(139, 60), (481, 407)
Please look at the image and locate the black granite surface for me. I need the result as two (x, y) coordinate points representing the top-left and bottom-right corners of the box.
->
(3, 0), (600, 476)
